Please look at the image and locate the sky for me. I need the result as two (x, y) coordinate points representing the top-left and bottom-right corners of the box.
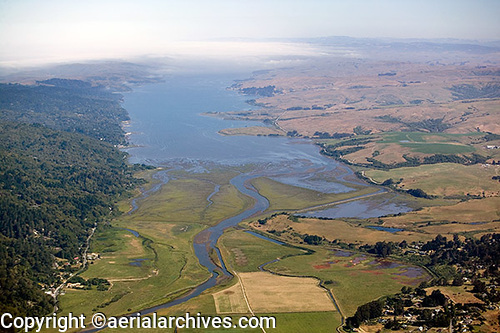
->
(0, 0), (499, 66)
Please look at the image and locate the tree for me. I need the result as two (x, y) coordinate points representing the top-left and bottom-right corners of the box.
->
(422, 290), (447, 307)
(303, 234), (322, 245)
(374, 241), (393, 258)
(346, 300), (383, 328)
(407, 188), (430, 198)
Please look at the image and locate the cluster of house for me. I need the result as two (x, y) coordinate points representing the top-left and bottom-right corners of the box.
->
(375, 295), (486, 333)
(86, 252), (100, 260)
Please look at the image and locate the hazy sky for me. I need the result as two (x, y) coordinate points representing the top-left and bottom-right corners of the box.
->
(0, 0), (498, 65)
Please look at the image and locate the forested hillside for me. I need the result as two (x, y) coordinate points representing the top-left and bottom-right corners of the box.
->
(0, 79), (129, 145)
(0, 80), (143, 318)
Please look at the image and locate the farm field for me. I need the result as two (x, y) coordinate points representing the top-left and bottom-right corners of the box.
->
(217, 231), (334, 313)
(98, 312), (340, 333)
(212, 281), (249, 314)
(218, 229), (429, 319)
(320, 130), (495, 167)
(237, 272), (335, 313)
(265, 247), (431, 316)
(217, 229), (345, 330)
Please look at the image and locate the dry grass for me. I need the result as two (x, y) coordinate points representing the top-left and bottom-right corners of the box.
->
(237, 271), (336, 313)
(212, 282), (250, 314)
(426, 286), (483, 304)
(251, 214), (433, 245)
(480, 309), (500, 333)
(382, 196), (500, 227)
(227, 61), (500, 137)
(419, 221), (500, 235)
(366, 163), (500, 197)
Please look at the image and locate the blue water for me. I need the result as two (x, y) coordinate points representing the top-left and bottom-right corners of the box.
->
(123, 75), (331, 166)
(366, 226), (404, 233)
(122, 228), (140, 237)
(129, 258), (150, 267)
(301, 199), (411, 219)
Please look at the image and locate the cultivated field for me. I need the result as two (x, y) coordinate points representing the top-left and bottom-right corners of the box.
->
(320, 130), (495, 167)
(219, 229), (429, 319)
(265, 247), (431, 316)
(213, 270), (336, 314)
(212, 282), (249, 314)
(238, 272), (335, 313)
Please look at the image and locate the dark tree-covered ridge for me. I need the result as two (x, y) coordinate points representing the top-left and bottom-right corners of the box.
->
(0, 121), (144, 317)
(0, 80), (146, 319)
(0, 80), (129, 145)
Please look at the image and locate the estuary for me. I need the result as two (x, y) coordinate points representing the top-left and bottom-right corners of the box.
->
(116, 73), (410, 317)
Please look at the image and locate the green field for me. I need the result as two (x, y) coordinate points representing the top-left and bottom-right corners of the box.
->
(318, 131), (485, 167)
(266, 247), (430, 316)
(381, 131), (479, 154)
(219, 229), (304, 272)
(99, 308), (341, 333)
(266, 312), (341, 333)
(57, 167), (255, 328)
(219, 229), (429, 320)
(58, 221), (209, 322)
(399, 142), (475, 154)
(120, 177), (253, 226)
(83, 227), (154, 279)
(380, 131), (483, 144)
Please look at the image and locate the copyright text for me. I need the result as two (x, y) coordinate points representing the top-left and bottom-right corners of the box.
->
(1, 312), (276, 332)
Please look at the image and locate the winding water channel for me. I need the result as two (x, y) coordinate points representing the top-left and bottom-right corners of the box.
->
(96, 74), (412, 323)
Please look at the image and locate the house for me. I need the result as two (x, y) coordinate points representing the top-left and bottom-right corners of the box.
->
(86, 253), (100, 260)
